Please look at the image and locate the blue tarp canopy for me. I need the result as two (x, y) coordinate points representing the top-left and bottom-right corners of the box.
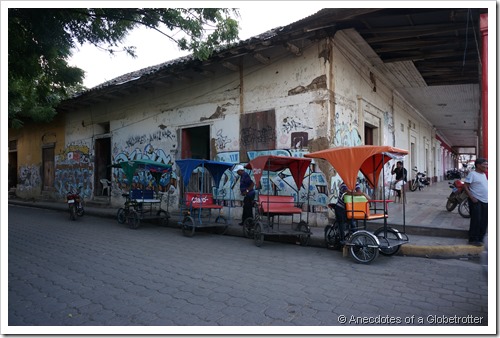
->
(175, 159), (233, 188)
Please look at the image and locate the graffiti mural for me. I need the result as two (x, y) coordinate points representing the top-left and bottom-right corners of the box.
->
(241, 125), (276, 148)
(213, 149), (328, 207)
(125, 129), (176, 148)
(281, 117), (313, 134)
(333, 116), (362, 147)
(112, 141), (177, 196)
(214, 129), (232, 151)
(17, 164), (42, 193)
(55, 144), (93, 198)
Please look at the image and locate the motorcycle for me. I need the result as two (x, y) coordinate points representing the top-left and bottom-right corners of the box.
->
(446, 169), (462, 180)
(409, 167), (430, 191)
(446, 179), (467, 212)
(66, 185), (84, 220)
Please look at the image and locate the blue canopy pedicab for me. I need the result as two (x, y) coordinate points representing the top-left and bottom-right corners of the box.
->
(175, 159), (233, 237)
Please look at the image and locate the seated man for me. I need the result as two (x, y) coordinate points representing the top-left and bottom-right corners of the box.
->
(391, 161), (407, 203)
(335, 182), (370, 233)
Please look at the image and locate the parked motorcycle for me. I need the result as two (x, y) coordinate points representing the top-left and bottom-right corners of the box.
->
(446, 179), (467, 211)
(66, 185), (84, 220)
(409, 167), (430, 191)
(446, 169), (462, 180)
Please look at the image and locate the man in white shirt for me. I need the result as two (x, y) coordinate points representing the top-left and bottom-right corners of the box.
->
(464, 158), (488, 246)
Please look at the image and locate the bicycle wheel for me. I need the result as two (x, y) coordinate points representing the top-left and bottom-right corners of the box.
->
(127, 210), (140, 229)
(157, 210), (170, 227)
(117, 208), (126, 224)
(254, 221), (264, 247)
(373, 227), (402, 256)
(324, 221), (342, 250)
(243, 217), (254, 238)
(297, 221), (310, 246)
(409, 179), (418, 191)
(182, 216), (196, 237)
(348, 231), (379, 264)
(214, 215), (228, 235)
(458, 199), (471, 218)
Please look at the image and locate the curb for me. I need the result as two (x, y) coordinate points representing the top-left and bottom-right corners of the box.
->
(400, 244), (483, 259)
(9, 200), (481, 259)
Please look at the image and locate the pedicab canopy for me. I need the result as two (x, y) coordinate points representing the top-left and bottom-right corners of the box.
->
(175, 159), (233, 188)
(244, 155), (312, 191)
(110, 159), (172, 184)
(305, 146), (408, 192)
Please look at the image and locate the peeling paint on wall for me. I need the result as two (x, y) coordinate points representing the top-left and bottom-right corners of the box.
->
(201, 105), (226, 121)
(288, 75), (327, 96)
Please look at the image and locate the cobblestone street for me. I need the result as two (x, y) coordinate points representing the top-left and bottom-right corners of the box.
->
(6, 205), (489, 334)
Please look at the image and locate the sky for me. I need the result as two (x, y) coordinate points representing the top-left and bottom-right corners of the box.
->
(68, 4), (326, 88)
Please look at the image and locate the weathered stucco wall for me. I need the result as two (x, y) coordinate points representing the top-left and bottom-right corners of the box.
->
(10, 115), (65, 199)
(23, 30), (442, 226)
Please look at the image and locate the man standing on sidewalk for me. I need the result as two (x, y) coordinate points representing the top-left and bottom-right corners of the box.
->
(234, 164), (255, 225)
(464, 158), (488, 246)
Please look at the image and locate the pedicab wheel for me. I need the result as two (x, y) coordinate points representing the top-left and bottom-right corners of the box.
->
(214, 215), (228, 235)
(409, 180), (418, 192)
(254, 221), (264, 247)
(324, 221), (342, 250)
(127, 210), (140, 229)
(243, 218), (254, 238)
(117, 208), (126, 224)
(373, 227), (402, 256)
(297, 221), (310, 246)
(446, 193), (458, 211)
(182, 216), (195, 237)
(458, 199), (470, 218)
(157, 210), (170, 227)
(348, 231), (379, 264)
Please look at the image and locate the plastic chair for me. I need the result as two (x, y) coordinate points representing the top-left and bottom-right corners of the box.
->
(100, 179), (111, 196)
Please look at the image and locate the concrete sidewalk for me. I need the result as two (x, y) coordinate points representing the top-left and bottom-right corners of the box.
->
(8, 180), (483, 259)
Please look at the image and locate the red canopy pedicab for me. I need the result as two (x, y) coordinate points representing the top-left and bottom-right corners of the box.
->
(305, 145), (409, 264)
(244, 155), (312, 247)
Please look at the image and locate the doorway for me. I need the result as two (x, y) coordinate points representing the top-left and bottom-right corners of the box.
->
(181, 125), (210, 159)
(8, 140), (18, 189)
(42, 145), (55, 190)
(94, 137), (111, 196)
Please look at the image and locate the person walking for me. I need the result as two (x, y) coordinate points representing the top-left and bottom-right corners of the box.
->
(391, 161), (407, 203)
(233, 164), (255, 225)
(463, 158), (488, 246)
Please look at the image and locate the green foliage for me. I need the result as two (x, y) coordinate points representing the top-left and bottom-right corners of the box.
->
(8, 8), (240, 128)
